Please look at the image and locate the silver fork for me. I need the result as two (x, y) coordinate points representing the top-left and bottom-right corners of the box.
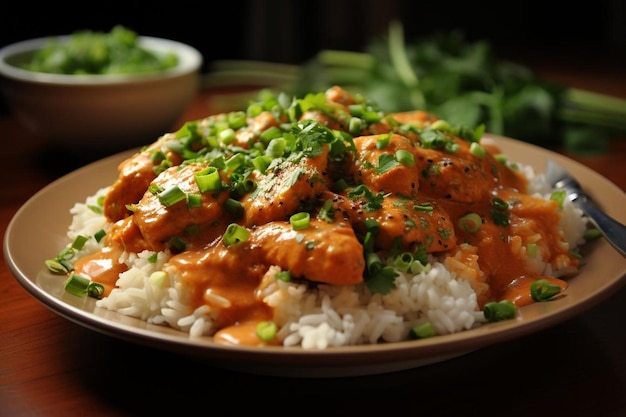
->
(545, 158), (626, 257)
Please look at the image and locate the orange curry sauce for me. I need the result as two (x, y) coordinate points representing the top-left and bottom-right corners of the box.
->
(73, 86), (579, 345)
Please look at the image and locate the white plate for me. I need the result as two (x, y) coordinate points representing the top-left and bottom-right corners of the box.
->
(4, 134), (626, 378)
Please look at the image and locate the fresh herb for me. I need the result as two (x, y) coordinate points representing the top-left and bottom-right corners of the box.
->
(19, 25), (178, 75)
(288, 22), (626, 154)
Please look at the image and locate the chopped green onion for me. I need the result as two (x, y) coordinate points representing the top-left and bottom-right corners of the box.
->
(423, 163), (440, 177)
(348, 117), (363, 135)
(247, 102), (264, 117)
(266, 137), (287, 157)
(376, 134), (390, 149)
(259, 126), (282, 144)
(72, 235), (89, 250)
(584, 228), (602, 241)
(409, 259), (430, 274)
(253, 155), (272, 173)
(490, 210), (509, 227)
(491, 197), (509, 211)
(290, 212), (311, 230)
(570, 250), (583, 260)
(195, 167), (222, 192)
(168, 236), (187, 252)
(469, 142), (486, 158)
(392, 252), (414, 271)
(225, 153), (245, 172)
(223, 223), (249, 246)
(45, 259), (69, 274)
(366, 251), (385, 275)
(158, 186), (187, 206)
(256, 321), (277, 342)
(187, 193), (202, 208)
(530, 279), (562, 302)
(483, 300), (517, 322)
(63, 273), (90, 297)
(490, 197), (510, 226)
(495, 154), (508, 164)
(227, 111), (247, 129)
(224, 198), (244, 218)
(413, 202), (433, 212)
(93, 229), (106, 243)
(276, 270), (291, 282)
(149, 271), (168, 288)
(550, 190), (566, 209)
(87, 282), (105, 299)
(409, 322), (437, 339)
(429, 119), (451, 132)
(458, 212), (482, 233)
(218, 128), (236, 144)
(395, 149), (415, 167)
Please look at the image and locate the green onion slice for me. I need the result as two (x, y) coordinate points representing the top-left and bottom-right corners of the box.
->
(195, 167), (222, 192)
(530, 279), (562, 302)
(187, 193), (202, 208)
(72, 235), (89, 250)
(458, 212), (482, 233)
(223, 223), (249, 246)
(469, 142), (486, 158)
(256, 321), (277, 342)
(290, 212), (311, 230)
(409, 322), (437, 339)
(158, 186), (187, 206)
(395, 149), (415, 167)
(483, 300), (517, 322)
(93, 229), (106, 243)
(64, 273), (90, 297)
(87, 282), (105, 299)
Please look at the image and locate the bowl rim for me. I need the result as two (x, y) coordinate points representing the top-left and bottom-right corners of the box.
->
(0, 35), (203, 85)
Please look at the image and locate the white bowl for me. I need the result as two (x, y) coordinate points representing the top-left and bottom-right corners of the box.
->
(0, 35), (203, 151)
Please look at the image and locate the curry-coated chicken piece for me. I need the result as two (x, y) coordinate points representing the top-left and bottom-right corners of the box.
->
(132, 163), (230, 250)
(324, 85), (358, 106)
(348, 133), (421, 197)
(240, 147), (331, 227)
(103, 133), (184, 222)
(233, 110), (284, 148)
(251, 218), (365, 285)
(319, 190), (456, 253)
(413, 137), (525, 203)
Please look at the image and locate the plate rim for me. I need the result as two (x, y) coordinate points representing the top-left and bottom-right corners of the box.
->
(4, 134), (626, 377)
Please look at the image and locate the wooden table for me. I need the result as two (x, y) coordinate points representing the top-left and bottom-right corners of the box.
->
(1, 68), (625, 416)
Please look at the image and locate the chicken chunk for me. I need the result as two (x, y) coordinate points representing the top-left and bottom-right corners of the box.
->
(132, 163), (230, 250)
(251, 219), (365, 285)
(241, 148), (330, 226)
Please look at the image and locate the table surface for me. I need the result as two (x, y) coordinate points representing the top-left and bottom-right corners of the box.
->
(1, 59), (625, 416)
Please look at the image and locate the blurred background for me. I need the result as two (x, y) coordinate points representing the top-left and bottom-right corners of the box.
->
(2, 0), (625, 70)
(1, 0), (625, 156)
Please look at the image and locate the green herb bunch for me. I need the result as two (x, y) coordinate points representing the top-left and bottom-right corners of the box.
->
(292, 21), (626, 154)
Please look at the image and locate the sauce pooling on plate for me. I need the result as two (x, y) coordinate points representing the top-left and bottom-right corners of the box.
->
(73, 86), (581, 345)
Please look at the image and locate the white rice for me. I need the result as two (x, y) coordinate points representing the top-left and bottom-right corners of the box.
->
(64, 163), (588, 349)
